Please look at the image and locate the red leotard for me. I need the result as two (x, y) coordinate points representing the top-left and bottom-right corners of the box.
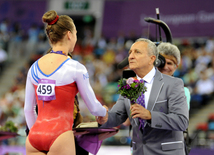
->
(28, 83), (78, 151)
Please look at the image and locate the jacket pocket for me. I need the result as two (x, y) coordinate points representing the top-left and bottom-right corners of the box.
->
(155, 100), (167, 103)
(161, 141), (183, 151)
(153, 100), (168, 113)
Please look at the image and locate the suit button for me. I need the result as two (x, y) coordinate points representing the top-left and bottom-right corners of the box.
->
(143, 140), (146, 144)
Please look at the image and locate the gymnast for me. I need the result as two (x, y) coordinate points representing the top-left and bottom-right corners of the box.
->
(24, 10), (108, 155)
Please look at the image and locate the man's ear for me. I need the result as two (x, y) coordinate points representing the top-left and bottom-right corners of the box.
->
(150, 55), (156, 65)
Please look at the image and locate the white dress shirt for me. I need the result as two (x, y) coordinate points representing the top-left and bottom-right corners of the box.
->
(136, 67), (156, 109)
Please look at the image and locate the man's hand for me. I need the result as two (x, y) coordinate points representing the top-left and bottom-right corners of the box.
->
(130, 104), (151, 120)
(103, 105), (109, 112)
(96, 105), (109, 124)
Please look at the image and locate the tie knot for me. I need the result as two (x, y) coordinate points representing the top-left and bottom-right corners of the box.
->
(140, 79), (146, 83)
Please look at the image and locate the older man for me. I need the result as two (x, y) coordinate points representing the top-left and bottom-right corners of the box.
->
(97, 38), (189, 155)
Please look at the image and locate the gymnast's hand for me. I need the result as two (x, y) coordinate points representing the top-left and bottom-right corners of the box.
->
(96, 105), (108, 124)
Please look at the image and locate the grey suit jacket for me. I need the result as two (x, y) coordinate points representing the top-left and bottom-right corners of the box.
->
(101, 69), (189, 155)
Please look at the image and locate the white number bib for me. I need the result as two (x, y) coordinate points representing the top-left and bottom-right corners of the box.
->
(36, 79), (56, 101)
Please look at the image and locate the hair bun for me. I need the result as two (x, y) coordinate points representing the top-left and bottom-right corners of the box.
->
(42, 10), (58, 24)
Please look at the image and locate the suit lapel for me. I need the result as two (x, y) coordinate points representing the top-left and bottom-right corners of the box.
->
(147, 69), (164, 111)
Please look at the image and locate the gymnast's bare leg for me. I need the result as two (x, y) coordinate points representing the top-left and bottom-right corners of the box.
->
(26, 137), (46, 155)
(48, 131), (75, 155)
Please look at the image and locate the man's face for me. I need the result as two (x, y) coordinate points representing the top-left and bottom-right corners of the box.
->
(128, 41), (155, 74)
(158, 58), (177, 76)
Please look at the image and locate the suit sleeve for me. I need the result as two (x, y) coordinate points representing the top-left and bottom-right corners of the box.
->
(100, 95), (128, 128)
(150, 78), (189, 131)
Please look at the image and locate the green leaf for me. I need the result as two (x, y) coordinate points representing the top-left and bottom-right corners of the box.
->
(0, 121), (18, 133)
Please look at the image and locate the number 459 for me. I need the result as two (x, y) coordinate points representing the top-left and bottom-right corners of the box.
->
(37, 85), (52, 94)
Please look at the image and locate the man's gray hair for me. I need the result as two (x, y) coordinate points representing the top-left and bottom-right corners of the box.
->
(135, 38), (158, 65)
(157, 42), (181, 65)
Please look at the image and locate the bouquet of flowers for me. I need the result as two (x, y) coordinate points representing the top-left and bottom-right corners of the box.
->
(118, 77), (147, 105)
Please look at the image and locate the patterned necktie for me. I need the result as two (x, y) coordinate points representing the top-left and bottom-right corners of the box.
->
(137, 80), (146, 129)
